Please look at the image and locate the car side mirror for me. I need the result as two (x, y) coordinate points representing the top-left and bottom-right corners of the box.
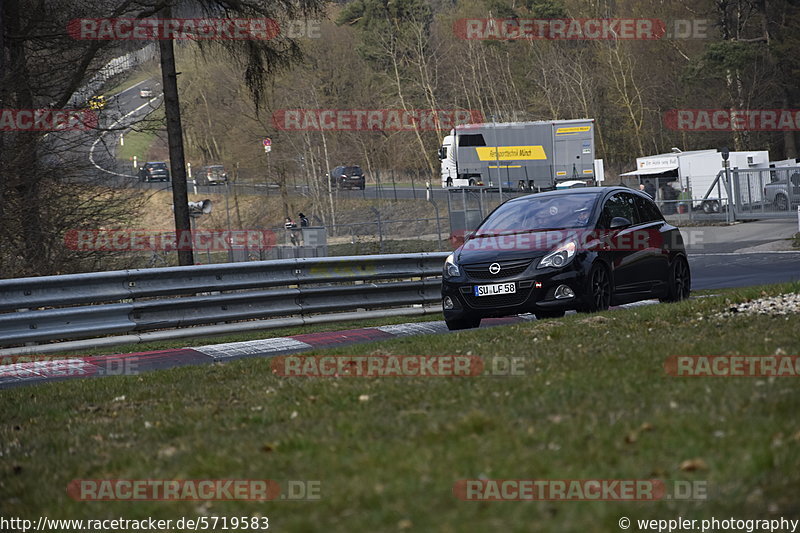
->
(609, 217), (631, 229)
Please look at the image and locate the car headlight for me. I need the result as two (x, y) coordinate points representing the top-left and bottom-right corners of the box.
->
(538, 240), (577, 269)
(444, 253), (460, 278)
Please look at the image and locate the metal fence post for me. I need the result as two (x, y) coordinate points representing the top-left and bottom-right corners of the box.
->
(370, 207), (383, 253)
(723, 161), (733, 223)
(426, 181), (443, 251)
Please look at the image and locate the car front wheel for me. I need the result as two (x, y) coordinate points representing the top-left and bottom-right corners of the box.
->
(775, 194), (789, 211)
(580, 263), (612, 313)
(660, 256), (691, 302)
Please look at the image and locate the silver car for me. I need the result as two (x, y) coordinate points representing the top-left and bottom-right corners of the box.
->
(764, 172), (800, 211)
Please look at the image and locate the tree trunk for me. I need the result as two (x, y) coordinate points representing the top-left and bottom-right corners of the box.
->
(159, 22), (193, 266)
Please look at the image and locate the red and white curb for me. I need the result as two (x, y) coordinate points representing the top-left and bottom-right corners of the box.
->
(195, 338), (314, 359)
(0, 301), (657, 388)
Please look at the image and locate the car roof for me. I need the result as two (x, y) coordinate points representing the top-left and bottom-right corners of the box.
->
(505, 186), (649, 204)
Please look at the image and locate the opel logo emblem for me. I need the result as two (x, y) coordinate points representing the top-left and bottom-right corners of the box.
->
(489, 263), (501, 275)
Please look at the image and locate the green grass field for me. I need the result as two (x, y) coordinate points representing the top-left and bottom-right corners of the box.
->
(117, 129), (158, 163)
(1, 283), (799, 531)
(116, 108), (163, 163)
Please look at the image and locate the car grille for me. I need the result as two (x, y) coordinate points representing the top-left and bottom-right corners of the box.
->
(462, 287), (532, 309)
(463, 259), (532, 280)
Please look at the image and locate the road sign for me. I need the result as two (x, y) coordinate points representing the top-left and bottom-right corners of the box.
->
(263, 138), (271, 146)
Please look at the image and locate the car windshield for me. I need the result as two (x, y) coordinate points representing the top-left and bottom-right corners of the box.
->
(149, 163), (167, 169)
(344, 166), (362, 175)
(474, 193), (600, 234)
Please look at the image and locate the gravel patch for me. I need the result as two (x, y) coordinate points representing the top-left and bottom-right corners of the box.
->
(715, 292), (800, 318)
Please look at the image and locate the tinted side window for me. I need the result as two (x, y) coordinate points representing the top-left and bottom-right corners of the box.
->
(621, 193), (642, 224)
(634, 194), (664, 223)
(599, 193), (636, 228)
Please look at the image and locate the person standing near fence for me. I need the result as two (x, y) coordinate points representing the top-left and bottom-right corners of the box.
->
(284, 217), (299, 246)
(644, 179), (657, 199)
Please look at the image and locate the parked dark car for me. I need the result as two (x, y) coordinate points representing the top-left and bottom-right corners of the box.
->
(138, 162), (170, 182)
(195, 165), (228, 186)
(441, 187), (691, 330)
(329, 165), (366, 190)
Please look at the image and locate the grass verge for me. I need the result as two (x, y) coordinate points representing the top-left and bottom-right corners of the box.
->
(117, 128), (158, 163)
(1, 283), (799, 531)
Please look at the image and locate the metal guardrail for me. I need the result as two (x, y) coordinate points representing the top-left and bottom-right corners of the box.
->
(68, 44), (158, 107)
(0, 253), (449, 348)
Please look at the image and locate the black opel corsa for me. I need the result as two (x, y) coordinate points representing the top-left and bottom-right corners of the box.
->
(441, 187), (691, 330)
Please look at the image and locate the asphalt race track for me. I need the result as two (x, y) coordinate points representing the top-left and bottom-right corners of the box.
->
(690, 252), (800, 289)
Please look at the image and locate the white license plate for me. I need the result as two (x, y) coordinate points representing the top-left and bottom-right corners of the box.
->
(474, 282), (516, 297)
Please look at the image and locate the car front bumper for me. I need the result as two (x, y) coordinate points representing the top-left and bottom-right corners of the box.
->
(441, 263), (587, 320)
